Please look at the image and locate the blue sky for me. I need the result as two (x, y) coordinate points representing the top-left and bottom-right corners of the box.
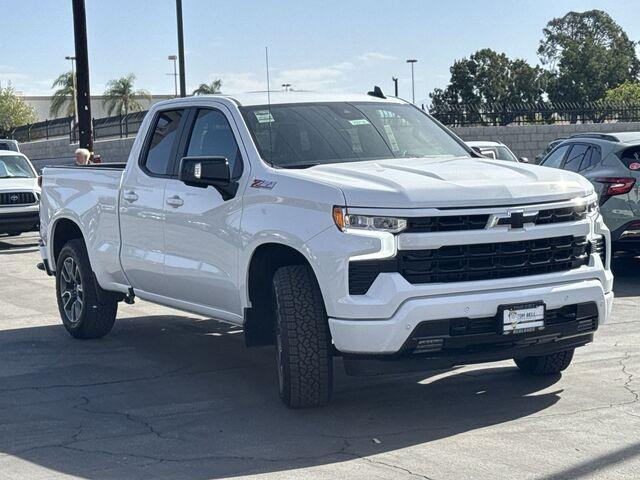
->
(2, 0), (639, 105)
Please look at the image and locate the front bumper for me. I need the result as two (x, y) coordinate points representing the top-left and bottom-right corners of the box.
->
(329, 279), (613, 354)
(0, 209), (39, 234)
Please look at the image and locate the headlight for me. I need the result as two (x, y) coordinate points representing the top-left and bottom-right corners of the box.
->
(586, 199), (599, 215)
(333, 207), (407, 233)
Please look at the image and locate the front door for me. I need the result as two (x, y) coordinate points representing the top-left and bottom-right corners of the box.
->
(119, 108), (186, 296)
(162, 106), (247, 320)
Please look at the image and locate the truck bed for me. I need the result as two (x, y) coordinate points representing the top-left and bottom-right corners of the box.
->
(40, 165), (127, 291)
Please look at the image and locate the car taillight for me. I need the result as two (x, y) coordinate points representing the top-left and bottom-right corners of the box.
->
(595, 177), (636, 196)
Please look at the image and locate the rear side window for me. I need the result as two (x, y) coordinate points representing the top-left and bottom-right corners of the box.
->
(142, 109), (184, 175)
(563, 144), (589, 172)
(185, 109), (243, 178)
(619, 146), (640, 171)
(0, 142), (17, 152)
(580, 147), (601, 172)
(541, 145), (569, 169)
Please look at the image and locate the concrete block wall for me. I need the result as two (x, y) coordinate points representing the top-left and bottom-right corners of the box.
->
(452, 122), (640, 162)
(20, 136), (136, 169)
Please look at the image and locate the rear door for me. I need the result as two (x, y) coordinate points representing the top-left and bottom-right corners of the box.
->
(161, 105), (247, 320)
(119, 108), (187, 296)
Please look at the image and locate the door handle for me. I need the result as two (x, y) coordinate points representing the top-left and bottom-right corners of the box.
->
(166, 195), (184, 208)
(123, 191), (138, 202)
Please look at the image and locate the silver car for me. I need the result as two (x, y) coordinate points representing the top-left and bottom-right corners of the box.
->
(539, 132), (640, 253)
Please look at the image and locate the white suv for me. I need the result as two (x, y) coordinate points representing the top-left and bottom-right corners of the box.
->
(0, 151), (40, 237)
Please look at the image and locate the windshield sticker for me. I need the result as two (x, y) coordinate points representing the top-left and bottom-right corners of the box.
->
(349, 119), (370, 126)
(254, 110), (275, 124)
(383, 124), (400, 152)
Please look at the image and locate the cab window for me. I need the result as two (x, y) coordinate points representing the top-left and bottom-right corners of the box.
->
(185, 109), (243, 178)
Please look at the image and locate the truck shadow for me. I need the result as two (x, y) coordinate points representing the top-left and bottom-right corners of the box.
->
(0, 314), (564, 479)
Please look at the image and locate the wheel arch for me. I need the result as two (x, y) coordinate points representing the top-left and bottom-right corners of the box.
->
(243, 241), (325, 347)
(51, 217), (86, 268)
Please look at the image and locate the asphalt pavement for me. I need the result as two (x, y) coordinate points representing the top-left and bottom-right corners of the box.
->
(0, 232), (638, 480)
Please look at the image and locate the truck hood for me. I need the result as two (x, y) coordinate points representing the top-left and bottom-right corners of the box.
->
(285, 157), (594, 208)
(0, 177), (38, 192)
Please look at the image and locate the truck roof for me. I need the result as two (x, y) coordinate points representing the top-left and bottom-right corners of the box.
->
(155, 91), (407, 109)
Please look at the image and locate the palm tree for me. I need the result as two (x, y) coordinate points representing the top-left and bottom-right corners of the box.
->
(102, 74), (151, 116)
(50, 71), (75, 118)
(192, 79), (223, 95)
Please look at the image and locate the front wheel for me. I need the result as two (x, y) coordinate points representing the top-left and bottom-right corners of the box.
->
(55, 239), (118, 339)
(514, 349), (575, 375)
(272, 265), (333, 408)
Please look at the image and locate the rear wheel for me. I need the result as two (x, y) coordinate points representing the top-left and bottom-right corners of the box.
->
(514, 349), (575, 375)
(272, 265), (333, 408)
(55, 239), (118, 339)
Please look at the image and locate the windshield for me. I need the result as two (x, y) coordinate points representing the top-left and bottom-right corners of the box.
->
(240, 102), (470, 168)
(0, 155), (35, 178)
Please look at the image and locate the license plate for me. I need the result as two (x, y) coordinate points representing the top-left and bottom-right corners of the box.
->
(500, 302), (545, 335)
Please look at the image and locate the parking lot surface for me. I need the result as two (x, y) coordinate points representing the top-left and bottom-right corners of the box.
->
(0, 233), (638, 480)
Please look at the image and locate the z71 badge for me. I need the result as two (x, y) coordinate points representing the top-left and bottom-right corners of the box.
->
(251, 179), (277, 189)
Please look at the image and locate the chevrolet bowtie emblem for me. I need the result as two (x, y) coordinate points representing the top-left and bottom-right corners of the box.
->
(489, 209), (539, 229)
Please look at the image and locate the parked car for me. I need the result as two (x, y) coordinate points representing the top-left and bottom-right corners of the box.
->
(535, 137), (567, 164)
(0, 151), (40, 236)
(466, 140), (526, 162)
(539, 132), (640, 254)
(0, 139), (20, 153)
(38, 93), (612, 408)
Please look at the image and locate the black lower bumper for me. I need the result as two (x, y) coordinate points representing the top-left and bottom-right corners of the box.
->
(0, 211), (39, 234)
(611, 220), (640, 252)
(343, 302), (598, 376)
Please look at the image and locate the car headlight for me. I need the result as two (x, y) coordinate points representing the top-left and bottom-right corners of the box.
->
(333, 207), (407, 233)
(586, 199), (599, 215)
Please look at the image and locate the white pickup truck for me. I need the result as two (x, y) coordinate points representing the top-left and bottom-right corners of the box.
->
(39, 92), (614, 407)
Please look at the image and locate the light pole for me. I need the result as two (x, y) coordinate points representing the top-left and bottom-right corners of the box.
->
(406, 59), (417, 104)
(167, 55), (178, 97)
(71, 0), (93, 152)
(65, 55), (77, 124)
(281, 83), (291, 92)
(175, 0), (186, 97)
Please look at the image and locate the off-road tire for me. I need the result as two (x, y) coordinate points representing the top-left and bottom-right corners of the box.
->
(272, 265), (332, 408)
(55, 239), (117, 339)
(514, 349), (575, 375)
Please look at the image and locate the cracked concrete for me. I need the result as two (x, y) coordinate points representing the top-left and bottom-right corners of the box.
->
(0, 233), (638, 480)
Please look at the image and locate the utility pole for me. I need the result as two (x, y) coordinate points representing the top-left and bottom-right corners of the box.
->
(175, 0), (186, 97)
(406, 59), (417, 104)
(392, 77), (398, 97)
(167, 55), (178, 97)
(72, 0), (93, 151)
(65, 55), (77, 124)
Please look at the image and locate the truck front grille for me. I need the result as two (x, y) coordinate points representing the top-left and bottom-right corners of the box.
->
(404, 204), (587, 233)
(349, 235), (590, 295)
(0, 191), (37, 206)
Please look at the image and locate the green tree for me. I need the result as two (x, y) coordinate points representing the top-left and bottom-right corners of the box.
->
(192, 79), (222, 95)
(50, 71), (75, 118)
(429, 49), (546, 125)
(539, 10), (640, 103)
(604, 81), (640, 103)
(0, 86), (37, 133)
(102, 74), (151, 116)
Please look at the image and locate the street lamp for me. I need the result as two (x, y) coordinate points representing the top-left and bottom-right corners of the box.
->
(65, 55), (77, 124)
(167, 55), (178, 97)
(281, 83), (291, 92)
(406, 59), (417, 104)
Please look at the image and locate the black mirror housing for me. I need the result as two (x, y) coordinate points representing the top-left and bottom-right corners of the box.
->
(179, 156), (238, 199)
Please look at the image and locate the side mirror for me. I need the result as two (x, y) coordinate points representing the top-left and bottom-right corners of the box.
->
(179, 156), (238, 200)
(519, 157), (529, 163)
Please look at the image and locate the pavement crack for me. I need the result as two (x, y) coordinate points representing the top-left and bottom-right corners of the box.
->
(619, 352), (639, 404)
